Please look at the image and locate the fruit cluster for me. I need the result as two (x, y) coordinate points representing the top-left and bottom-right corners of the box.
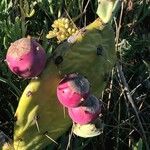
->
(5, 37), (101, 126)
(46, 17), (78, 43)
(57, 73), (102, 125)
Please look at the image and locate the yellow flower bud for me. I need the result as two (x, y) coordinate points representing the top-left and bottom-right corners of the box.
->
(61, 18), (65, 22)
(59, 27), (66, 33)
(46, 31), (56, 39)
(60, 34), (65, 39)
(52, 24), (57, 28)
(64, 18), (69, 23)
(65, 33), (69, 36)
(71, 28), (76, 33)
(54, 27), (58, 32)
(56, 32), (59, 36)
(53, 20), (59, 25)
(68, 28), (72, 34)
(64, 23), (69, 29)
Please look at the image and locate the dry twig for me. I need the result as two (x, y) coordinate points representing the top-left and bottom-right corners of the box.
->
(114, 1), (149, 149)
(116, 62), (149, 150)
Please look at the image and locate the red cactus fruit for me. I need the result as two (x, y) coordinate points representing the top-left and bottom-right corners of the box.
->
(57, 73), (90, 108)
(5, 37), (46, 78)
(68, 95), (101, 125)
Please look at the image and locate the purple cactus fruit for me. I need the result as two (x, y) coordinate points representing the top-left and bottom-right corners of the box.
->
(68, 95), (101, 125)
(5, 37), (46, 78)
(57, 73), (90, 108)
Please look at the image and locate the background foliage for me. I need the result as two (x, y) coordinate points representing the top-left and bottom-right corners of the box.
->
(0, 0), (150, 149)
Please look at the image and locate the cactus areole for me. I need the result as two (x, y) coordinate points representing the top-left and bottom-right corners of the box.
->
(57, 73), (90, 108)
(6, 37), (46, 78)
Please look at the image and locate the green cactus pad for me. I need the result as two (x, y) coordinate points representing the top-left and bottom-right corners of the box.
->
(53, 19), (116, 96)
(13, 62), (71, 150)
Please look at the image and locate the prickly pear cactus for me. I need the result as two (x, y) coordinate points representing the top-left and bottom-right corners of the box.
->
(13, 61), (71, 150)
(11, 19), (116, 150)
(53, 18), (116, 96)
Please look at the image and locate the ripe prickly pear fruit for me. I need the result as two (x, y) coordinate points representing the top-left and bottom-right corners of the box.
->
(57, 73), (90, 108)
(68, 95), (101, 125)
(6, 37), (46, 78)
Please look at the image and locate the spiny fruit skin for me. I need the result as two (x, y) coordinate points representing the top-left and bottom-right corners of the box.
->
(68, 95), (101, 125)
(6, 37), (46, 78)
(57, 73), (90, 108)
